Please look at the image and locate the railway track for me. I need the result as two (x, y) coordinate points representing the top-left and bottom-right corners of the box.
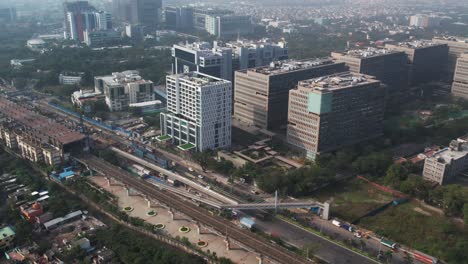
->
(79, 155), (310, 264)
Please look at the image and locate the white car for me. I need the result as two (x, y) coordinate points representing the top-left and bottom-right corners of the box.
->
(188, 167), (194, 172)
(198, 175), (204, 179)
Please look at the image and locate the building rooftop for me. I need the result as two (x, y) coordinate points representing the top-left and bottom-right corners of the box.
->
(169, 71), (230, 86)
(0, 226), (15, 238)
(433, 36), (468, 43)
(247, 58), (336, 76)
(0, 97), (85, 145)
(387, 40), (442, 49)
(432, 142), (468, 164)
(96, 70), (152, 86)
(129, 100), (162, 107)
(297, 72), (378, 91)
(224, 38), (287, 49)
(334, 47), (401, 58)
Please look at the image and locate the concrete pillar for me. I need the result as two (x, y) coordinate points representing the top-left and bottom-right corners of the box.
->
(224, 236), (230, 251)
(106, 177), (110, 186)
(322, 202), (330, 220)
(196, 222), (201, 235)
(145, 197), (151, 208)
(256, 255), (263, 264)
(168, 209), (174, 220)
(125, 187), (130, 196)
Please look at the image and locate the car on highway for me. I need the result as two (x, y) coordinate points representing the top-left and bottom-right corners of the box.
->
(198, 175), (204, 179)
(188, 167), (194, 172)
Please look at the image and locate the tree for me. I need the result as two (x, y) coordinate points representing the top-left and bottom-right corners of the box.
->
(384, 164), (409, 187)
(192, 151), (212, 171)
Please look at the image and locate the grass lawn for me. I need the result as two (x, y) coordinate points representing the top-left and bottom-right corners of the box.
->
(310, 178), (394, 222)
(358, 202), (468, 262)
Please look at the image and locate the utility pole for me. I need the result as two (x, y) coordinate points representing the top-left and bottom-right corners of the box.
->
(274, 190), (278, 214)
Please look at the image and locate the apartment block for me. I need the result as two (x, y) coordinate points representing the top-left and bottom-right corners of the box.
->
(94, 70), (155, 111)
(331, 48), (408, 96)
(160, 72), (232, 152)
(385, 40), (448, 86)
(0, 97), (85, 165)
(287, 72), (386, 160)
(451, 53), (468, 99)
(423, 137), (468, 185)
(234, 58), (347, 130)
(433, 36), (468, 81)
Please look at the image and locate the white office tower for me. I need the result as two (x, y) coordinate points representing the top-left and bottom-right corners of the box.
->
(160, 72), (232, 152)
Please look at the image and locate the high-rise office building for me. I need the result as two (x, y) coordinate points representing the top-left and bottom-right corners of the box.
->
(94, 71), (155, 111)
(287, 72), (385, 160)
(64, 1), (112, 42)
(205, 15), (253, 38)
(226, 39), (289, 69)
(432, 36), (468, 81)
(165, 6), (194, 30)
(0, 7), (17, 23)
(192, 8), (234, 30)
(385, 40), (448, 86)
(172, 39), (289, 82)
(409, 14), (441, 28)
(331, 48), (408, 96)
(451, 53), (468, 99)
(160, 72), (232, 152)
(172, 42), (233, 81)
(234, 58), (347, 130)
(113, 0), (162, 30)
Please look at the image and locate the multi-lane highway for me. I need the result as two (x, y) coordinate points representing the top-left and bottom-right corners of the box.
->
(79, 155), (311, 264)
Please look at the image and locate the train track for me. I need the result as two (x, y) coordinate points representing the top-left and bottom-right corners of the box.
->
(79, 155), (310, 264)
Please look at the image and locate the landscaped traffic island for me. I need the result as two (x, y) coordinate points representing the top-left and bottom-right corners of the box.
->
(123, 206), (134, 212)
(154, 223), (165, 230)
(197, 241), (208, 248)
(179, 226), (191, 233)
(146, 210), (157, 216)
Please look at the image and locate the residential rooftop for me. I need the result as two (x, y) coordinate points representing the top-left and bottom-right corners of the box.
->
(246, 58), (336, 76)
(297, 72), (379, 91)
(0, 226), (15, 238)
(0, 97), (85, 145)
(168, 71), (230, 86)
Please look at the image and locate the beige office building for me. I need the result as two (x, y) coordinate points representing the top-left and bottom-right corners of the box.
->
(287, 72), (386, 160)
(234, 58), (347, 130)
(451, 53), (468, 99)
(331, 48), (408, 96)
(423, 137), (468, 185)
(385, 40), (448, 86)
(432, 36), (468, 81)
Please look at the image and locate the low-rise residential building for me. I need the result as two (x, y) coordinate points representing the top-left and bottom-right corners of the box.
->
(451, 53), (468, 99)
(423, 136), (468, 185)
(94, 71), (155, 111)
(234, 58), (347, 130)
(160, 72), (232, 152)
(287, 72), (386, 160)
(59, 72), (84, 85)
(0, 226), (15, 250)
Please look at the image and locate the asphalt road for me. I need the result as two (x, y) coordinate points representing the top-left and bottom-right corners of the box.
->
(250, 215), (379, 264)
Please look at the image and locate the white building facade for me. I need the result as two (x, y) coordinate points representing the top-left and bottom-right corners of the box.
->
(160, 72), (232, 151)
(94, 71), (154, 111)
